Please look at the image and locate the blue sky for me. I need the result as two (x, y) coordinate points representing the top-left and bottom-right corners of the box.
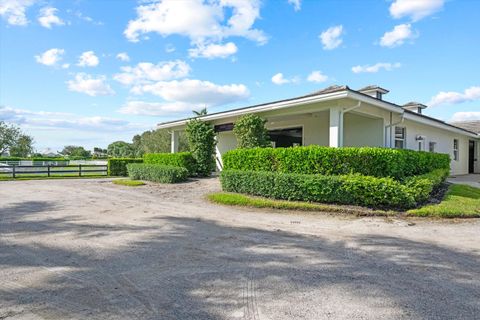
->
(1, 0), (479, 152)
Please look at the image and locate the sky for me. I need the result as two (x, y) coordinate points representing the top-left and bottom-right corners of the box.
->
(0, 0), (479, 152)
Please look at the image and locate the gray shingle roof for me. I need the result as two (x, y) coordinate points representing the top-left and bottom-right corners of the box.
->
(450, 121), (480, 134)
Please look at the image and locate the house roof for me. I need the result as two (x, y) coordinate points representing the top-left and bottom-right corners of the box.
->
(450, 120), (480, 134)
(403, 101), (428, 109)
(358, 85), (390, 94)
(156, 85), (479, 137)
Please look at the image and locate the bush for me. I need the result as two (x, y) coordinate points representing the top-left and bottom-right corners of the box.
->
(233, 114), (270, 148)
(221, 170), (417, 209)
(222, 146), (450, 180)
(127, 163), (188, 183)
(108, 158), (143, 176)
(404, 168), (449, 203)
(185, 119), (216, 177)
(144, 152), (197, 176)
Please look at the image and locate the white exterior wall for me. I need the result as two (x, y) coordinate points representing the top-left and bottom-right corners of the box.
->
(343, 113), (384, 147)
(400, 119), (470, 175)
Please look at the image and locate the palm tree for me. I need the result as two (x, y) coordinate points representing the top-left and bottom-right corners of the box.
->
(192, 107), (208, 116)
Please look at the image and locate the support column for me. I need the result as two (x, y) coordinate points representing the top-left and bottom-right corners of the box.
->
(170, 130), (179, 153)
(329, 107), (343, 147)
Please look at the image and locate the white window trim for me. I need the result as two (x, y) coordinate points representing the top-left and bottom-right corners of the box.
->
(394, 126), (406, 149)
(453, 139), (459, 161)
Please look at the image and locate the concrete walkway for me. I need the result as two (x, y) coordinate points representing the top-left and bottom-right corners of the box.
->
(448, 174), (480, 188)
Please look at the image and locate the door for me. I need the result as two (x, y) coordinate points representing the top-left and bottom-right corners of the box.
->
(468, 140), (475, 173)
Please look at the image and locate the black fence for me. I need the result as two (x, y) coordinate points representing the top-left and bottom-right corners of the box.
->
(0, 164), (108, 178)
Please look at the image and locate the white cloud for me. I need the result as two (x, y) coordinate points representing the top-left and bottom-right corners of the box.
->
(34, 48), (65, 66)
(288, 0), (301, 11)
(351, 62), (401, 74)
(380, 24), (416, 48)
(271, 73), (289, 85)
(133, 79), (249, 106)
(116, 52), (130, 62)
(307, 70), (328, 83)
(77, 51), (99, 67)
(38, 7), (64, 28)
(0, 0), (35, 26)
(165, 43), (176, 53)
(124, 0), (267, 51)
(428, 86), (480, 107)
(0, 105), (145, 132)
(114, 60), (191, 86)
(450, 112), (480, 122)
(67, 73), (115, 96)
(319, 25), (343, 50)
(189, 42), (238, 59)
(119, 101), (196, 116)
(390, 0), (444, 22)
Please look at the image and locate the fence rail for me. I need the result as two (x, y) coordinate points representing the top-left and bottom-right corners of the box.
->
(0, 164), (108, 178)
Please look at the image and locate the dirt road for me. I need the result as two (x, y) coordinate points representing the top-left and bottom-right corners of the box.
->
(1, 178), (479, 319)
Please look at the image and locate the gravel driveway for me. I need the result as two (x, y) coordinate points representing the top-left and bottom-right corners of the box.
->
(1, 178), (479, 320)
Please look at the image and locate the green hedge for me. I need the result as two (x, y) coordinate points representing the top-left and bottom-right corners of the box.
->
(143, 152), (197, 176)
(404, 168), (450, 203)
(108, 158), (143, 176)
(220, 169), (449, 209)
(127, 163), (188, 183)
(222, 146), (450, 180)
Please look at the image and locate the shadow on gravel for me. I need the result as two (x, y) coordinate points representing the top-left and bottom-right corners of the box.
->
(0, 209), (479, 319)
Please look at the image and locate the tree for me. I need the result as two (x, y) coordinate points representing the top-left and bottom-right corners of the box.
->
(9, 135), (34, 157)
(93, 147), (108, 158)
(0, 121), (34, 156)
(185, 118), (216, 177)
(107, 141), (134, 158)
(60, 145), (91, 158)
(0, 121), (21, 154)
(131, 129), (189, 157)
(192, 107), (208, 116)
(233, 114), (270, 148)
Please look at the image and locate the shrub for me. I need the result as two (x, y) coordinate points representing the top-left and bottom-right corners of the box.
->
(222, 146), (450, 180)
(220, 170), (417, 209)
(127, 163), (188, 183)
(108, 158), (143, 176)
(404, 168), (449, 203)
(233, 114), (270, 148)
(143, 152), (197, 176)
(185, 118), (216, 177)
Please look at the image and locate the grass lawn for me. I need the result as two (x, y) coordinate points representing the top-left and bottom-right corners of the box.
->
(112, 179), (145, 187)
(407, 184), (480, 218)
(207, 192), (393, 216)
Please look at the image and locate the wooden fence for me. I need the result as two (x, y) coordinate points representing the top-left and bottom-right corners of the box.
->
(0, 164), (108, 178)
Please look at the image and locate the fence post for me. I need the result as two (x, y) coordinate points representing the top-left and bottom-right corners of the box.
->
(48, 165), (51, 177)
(79, 164), (82, 177)
(12, 164), (16, 178)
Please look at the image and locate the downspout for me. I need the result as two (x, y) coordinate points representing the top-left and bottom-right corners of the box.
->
(385, 111), (405, 148)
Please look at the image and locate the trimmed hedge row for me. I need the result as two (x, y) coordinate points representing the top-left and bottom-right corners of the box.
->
(220, 169), (449, 209)
(404, 168), (450, 203)
(127, 163), (188, 183)
(222, 146), (450, 180)
(144, 152), (197, 176)
(108, 158), (143, 176)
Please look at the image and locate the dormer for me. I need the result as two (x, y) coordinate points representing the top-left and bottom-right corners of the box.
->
(358, 85), (389, 100)
(403, 102), (428, 114)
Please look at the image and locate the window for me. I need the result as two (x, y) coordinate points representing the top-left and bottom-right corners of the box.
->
(429, 142), (436, 153)
(453, 139), (459, 161)
(395, 127), (406, 149)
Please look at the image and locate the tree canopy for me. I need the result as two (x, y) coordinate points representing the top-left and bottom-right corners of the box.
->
(0, 121), (35, 156)
(60, 145), (91, 158)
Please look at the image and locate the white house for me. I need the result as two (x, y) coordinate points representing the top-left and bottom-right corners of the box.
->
(157, 85), (480, 175)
